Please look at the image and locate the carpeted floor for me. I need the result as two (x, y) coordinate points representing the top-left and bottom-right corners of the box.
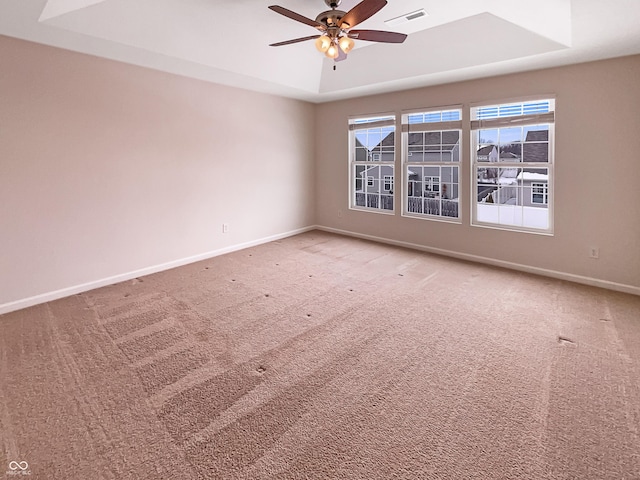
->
(1, 230), (639, 479)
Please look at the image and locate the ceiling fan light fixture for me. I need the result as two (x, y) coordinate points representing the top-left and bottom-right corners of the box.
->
(338, 36), (354, 54)
(325, 43), (339, 59)
(315, 35), (332, 52)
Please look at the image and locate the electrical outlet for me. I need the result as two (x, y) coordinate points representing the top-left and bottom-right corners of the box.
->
(222, 223), (229, 233)
(589, 247), (599, 259)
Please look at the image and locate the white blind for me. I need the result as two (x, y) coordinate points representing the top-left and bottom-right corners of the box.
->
(471, 100), (554, 129)
(402, 120), (462, 132)
(471, 112), (555, 130)
(349, 117), (395, 131)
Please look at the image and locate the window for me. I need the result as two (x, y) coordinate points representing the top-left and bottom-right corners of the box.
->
(402, 108), (462, 220)
(471, 99), (554, 233)
(424, 176), (440, 193)
(350, 115), (396, 213)
(531, 182), (548, 204)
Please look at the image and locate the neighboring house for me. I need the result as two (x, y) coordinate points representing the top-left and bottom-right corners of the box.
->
(476, 146), (521, 185)
(500, 152), (520, 161)
(354, 136), (394, 163)
(477, 145), (499, 162)
(407, 131), (461, 163)
(354, 163), (395, 210)
(357, 165), (395, 194)
(406, 132), (460, 200)
(407, 167), (458, 199)
(522, 129), (549, 162)
(355, 131), (463, 212)
(353, 132), (396, 209)
(480, 170), (548, 207)
(477, 130), (549, 206)
(357, 132), (462, 203)
(517, 171), (549, 207)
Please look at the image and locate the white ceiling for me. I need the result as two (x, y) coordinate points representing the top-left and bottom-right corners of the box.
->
(1, 0), (640, 103)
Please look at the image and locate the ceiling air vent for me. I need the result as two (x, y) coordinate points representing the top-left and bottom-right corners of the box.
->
(384, 9), (428, 27)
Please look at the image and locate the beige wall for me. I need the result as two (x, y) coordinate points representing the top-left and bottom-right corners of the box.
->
(0, 35), (316, 309)
(316, 55), (640, 290)
(1, 34), (638, 312)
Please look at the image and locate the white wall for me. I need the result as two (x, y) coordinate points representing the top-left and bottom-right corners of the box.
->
(315, 55), (640, 291)
(0, 35), (316, 310)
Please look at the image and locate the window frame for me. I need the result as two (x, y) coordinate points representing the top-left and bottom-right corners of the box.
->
(401, 106), (463, 223)
(470, 98), (555, 235)
(383, 175), (394, 192)
(531, 182), (549, 205)
(424, 176), (440, 193)
(348, 114), (397, 215)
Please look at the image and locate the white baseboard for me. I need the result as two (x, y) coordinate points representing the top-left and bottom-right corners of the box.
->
(0, 226), (315, 316)
(315, 225), (640, 296)
(4, 224), (636, 316)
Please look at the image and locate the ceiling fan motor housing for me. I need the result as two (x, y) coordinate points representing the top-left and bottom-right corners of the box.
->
(316, 9), (346, 28)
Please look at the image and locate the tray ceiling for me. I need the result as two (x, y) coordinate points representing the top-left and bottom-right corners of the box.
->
(1, 0), (640, 102)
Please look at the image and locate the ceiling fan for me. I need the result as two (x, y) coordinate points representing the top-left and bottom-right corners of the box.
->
(268, 0), (407, 61)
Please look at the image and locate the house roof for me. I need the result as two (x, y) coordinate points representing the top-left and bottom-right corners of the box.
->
(361, 129), (545, 161)
(363, 131), (461, 150)
(525, 130), (549, 142)
(359, 165), (394, 176)
(518, 172), (549, 181)
(407, 131), (460, 148)
(477, 145), (497, 156)
(380, 134), (395, 147)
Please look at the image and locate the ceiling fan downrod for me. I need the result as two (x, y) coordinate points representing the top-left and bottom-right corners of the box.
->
(324, 0), (341, 8)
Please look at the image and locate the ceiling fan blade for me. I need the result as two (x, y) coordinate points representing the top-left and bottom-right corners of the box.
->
(270, 35), (321, 47)
(338, 0), (387, 29)
(268, 5), (325, 29)
(349, 29), (407, 43)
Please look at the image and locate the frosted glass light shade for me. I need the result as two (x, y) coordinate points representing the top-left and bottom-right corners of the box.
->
(315, 36), (332, 53)
(325, 44), (339, 59)
(338, 36), (355, 54)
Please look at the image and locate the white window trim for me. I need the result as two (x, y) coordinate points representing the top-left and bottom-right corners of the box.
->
(349, 114), (396, 215)
(401, 107), (462, 223)
(470, 99), (555, 235)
